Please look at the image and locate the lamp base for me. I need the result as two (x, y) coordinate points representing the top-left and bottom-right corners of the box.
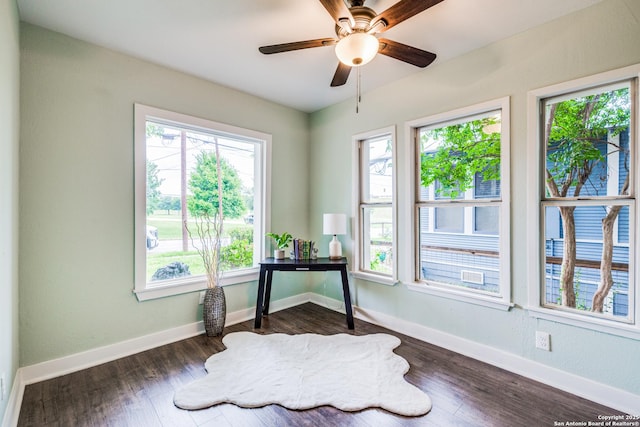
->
(329, 235), (342, 259)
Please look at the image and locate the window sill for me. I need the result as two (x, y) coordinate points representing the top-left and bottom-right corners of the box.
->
(527, 306), (640, 340)
(134, 267), (259, 301)
(351, 271), (398, 286)
(406, 282), (513, 311)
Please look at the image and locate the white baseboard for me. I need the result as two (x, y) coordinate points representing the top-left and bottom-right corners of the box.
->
(225, 292), (312, 326)
(347, 301), (640, 415)
(3, 292), (313, 427)
(4, 292), (638, 427)
(309, 292), (347, 313)
(20, 322), (205, 387)
(19, 292), (313, 387)
(1, 370), (23, 427)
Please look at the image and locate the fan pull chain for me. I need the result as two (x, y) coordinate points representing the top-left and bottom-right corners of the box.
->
(356, 66), (362, 114)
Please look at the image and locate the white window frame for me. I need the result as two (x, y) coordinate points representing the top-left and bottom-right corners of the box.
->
(134, 104), (271, 301)
(351, 126), (398, 286)
(526, 65), (640, 339)
(406, 97), (512, 311)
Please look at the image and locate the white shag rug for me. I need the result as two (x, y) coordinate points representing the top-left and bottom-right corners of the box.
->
(173, 331), (432, 416)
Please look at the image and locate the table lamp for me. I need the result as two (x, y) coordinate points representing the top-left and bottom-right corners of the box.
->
(323, 213), (346, 260)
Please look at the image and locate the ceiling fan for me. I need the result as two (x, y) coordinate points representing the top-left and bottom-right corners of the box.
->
(259, 0), (444, 87)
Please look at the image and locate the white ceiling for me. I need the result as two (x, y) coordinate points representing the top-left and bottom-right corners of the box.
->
(17, 0), (602, 113)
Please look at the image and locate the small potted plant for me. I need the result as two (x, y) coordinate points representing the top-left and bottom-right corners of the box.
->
(266, 232), (292, 259)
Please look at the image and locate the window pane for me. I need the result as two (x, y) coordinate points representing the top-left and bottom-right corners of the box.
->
(361, 206), (392, 276)
(434, 206), (464, 233)
(540, 80), (634, 322)
(419, 207), (500, 293)
(474, 206), (498, 234)
(418, 111), (501, 202)
(474, 172), (500, 199)
(146, 122), (257, 285)
(415, 104), (505, 298)
(543, 204), (630, 319)
(362, 136), (393, 203)
(543, 85), (630, 200)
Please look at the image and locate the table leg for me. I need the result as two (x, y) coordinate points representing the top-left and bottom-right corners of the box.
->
(340, 267), (354, 330)
(254, 265), (268, 328)
(263, 269), (274, 315)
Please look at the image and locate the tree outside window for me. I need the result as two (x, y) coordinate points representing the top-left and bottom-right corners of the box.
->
(414, 100), (509, 302)
(134, 104), (268, 300)
(541, 83), (632, 320)
(145, 124), (255, 282)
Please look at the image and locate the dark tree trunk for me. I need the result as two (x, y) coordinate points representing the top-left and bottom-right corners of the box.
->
(558, 206), (577, 308)
(592, 205), (622, 312)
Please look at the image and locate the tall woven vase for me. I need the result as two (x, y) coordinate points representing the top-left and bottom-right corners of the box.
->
(203, 286), (226, 337)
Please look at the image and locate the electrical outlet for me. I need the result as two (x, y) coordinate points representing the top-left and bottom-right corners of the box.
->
(199, 291), (206, 305)
(535, 331), (551, 351)
(1, 373), (5, 401)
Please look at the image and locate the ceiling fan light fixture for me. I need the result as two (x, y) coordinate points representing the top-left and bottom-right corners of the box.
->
(335, 32), (379, 66)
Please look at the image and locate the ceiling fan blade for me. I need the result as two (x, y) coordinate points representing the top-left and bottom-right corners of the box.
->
(259, 38), (336, 55)
(330, 62), (352, 87)
(318, 0), (354, 24)
(378, 38), (436, 68)
(373, 0), (444, 32)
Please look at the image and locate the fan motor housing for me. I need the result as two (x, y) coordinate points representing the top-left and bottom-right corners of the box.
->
(335, 6), (378, 38)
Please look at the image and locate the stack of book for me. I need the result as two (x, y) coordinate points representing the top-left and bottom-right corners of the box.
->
(291, 239), (316, 260)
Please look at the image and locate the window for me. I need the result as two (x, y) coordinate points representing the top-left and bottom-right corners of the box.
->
(352, 127), (396, 284)
(408, 98), (511, 309)
(134, 104), (270, 301)
(527, 66), (639, 335)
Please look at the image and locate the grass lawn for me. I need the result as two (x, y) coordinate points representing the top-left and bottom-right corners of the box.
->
(146, 211), (254, 280)
(148, 212), (252, 240)
(147, 219), (186, 240)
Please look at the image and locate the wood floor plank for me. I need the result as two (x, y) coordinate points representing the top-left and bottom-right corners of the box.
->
(187, 405), (226, 427)
(18, 303), (627, 426)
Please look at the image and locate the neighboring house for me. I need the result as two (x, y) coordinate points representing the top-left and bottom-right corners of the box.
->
(419, 172), (501, 293)
(545, 128), (630, 316)
(420, 128), (630, 316)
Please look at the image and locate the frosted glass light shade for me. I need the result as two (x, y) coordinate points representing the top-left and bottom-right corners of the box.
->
(335, 33), (379, 66)
(323, 213), (347, 235)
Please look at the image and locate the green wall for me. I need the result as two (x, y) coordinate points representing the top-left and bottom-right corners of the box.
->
(0, 0), (20, 422)
(18, 23), (310, 366)
(12, 0), (640, 412)
(309, 0), (640, 395)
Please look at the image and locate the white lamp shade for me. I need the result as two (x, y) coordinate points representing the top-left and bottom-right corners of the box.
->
(335, 33), (379, 67)
(323, 213), (347, 235)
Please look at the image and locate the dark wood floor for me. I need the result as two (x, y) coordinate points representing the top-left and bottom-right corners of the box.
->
(18, 303), (624, 426)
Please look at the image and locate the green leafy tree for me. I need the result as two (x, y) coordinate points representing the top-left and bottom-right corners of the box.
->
(146, 161), (163, 215)
(158, 195), (181, 215)
(420, 92), (630, 313)
(420, 116), (501, 197)
(221, 239), (253, 269)
(146, 123), (164, 138)
(145, 124), (166, 216)
(219, 226), (254, 269)
(187, 151), (246, 218)
(544, 88), (630, 311)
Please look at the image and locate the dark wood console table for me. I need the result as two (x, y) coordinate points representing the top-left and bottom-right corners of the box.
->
(254, 257), (354, 329)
